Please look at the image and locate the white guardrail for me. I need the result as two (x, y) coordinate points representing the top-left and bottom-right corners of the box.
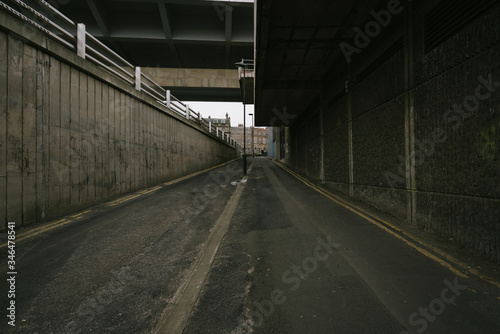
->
(0, 0), (238, 148)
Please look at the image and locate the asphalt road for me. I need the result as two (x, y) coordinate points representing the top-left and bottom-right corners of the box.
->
(1, 157), (500, 334)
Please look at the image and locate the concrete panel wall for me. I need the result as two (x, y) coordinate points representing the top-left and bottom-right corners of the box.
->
(410, 9), (500, 261)
(0, 17), (236, 230)
(289, 5), (500, 263)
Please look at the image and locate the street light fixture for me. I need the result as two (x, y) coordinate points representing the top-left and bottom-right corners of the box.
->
(249, 113), (254, 158)
(234, 58), (253, 175)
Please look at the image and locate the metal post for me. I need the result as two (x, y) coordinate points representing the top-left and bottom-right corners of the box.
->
(186, 104), (190, 119)
(250, 114), (254, 157)
(235, 59), (253, 175)
(135, 66), (141, 91)
(77, 23), (86, 59)
(209, 121), (212, 133)
(252, 126), (254, 157)
(243, 65), (247, 175)
(166, 90), (171, 108)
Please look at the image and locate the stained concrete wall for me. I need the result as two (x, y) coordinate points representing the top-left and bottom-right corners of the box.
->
(0, 12), (236, 231)
(289, 4), (500, 263)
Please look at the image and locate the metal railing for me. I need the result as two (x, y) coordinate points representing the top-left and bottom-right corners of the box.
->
(0, 0), (238, 148)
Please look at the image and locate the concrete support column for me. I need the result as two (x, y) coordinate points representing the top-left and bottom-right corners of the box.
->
(319, 93), (325, 184)
(293, 127), (298, 167)
(404, 0), (417, 225)
(347, 69), (354, 197)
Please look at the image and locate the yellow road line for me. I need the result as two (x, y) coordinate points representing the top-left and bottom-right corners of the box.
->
(107, 197), (133, 206)
(70, 210), (90, 219)
(107, 193), (143, 206)
(0, 208), (92, 248)
(164, 158), (240, 187)
(273, 161), (469, 279)
(15, 218), (67, 239)
(0, 218), (69, 248)
(9, 220), (72, 244)
(284, 164), (500, 289)
(1, 159), (241, 247)
(107, 194), (138, 205)
(282, 163), (470, 268)
(139, 186), (162, 195)
(113, 194), (142, 204)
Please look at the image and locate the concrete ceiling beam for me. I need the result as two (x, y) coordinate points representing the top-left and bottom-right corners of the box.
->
(86, 0), (110, 36)
(86, 0), (134, 63)
(158, 2), (183, 67)
(225, 4), (233, 68)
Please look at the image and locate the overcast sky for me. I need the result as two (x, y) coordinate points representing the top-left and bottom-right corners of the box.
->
(188, 102), (257, 127)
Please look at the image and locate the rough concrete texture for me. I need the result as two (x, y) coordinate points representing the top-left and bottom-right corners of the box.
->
(0, 21), (236, 230)
(142, 67), (239, 89)
(289, 6), (500, 263)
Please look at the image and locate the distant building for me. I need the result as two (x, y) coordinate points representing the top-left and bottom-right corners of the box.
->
(203, 113), (231, 137)
(253, 127), (268, 155)
(231, 124), (268, 155)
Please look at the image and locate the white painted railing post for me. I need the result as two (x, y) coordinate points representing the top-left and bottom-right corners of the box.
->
(166, 90), (171, 108)
(222, 130), (225, 141)
(135, 67), (141, 91)
(216, 127), (219, 137)
(77, 23), (86, 59)
(186, 104), (190, 119)
(209, 122), (212, 133)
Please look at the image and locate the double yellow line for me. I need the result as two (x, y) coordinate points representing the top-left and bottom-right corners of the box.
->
(163, 157), (240, 187)
(273, 160), (500, 289)
(0, 210), (91, 248)
(1, 158), (241, 248)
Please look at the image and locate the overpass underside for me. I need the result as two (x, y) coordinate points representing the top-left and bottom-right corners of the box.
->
(256, 0), (500, 263)
(51, 0), (255, 103)
(141, 67), (241, 102)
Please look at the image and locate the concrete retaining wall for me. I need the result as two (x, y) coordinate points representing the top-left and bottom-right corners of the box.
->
(289, 4), (500, 263)
(0, 12), (236, 230)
